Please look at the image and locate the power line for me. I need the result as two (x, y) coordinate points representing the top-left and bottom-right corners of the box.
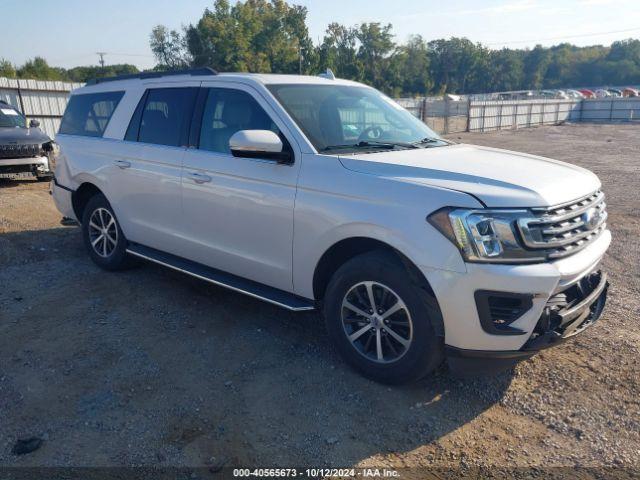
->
(101, 51), (155, 58)
(485, 27), (640, 46)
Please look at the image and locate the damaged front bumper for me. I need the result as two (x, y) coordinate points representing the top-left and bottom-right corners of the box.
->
(0, 155), (52, 179)
(447, 270), (609, 375)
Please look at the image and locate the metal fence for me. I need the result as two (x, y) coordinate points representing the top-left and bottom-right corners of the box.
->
(402, 96), (640, 134)
(581, 97), (640, 121)
(468, 99), (582, 132)
(396, 97), (469, 134)
(0, 77), (84, 138)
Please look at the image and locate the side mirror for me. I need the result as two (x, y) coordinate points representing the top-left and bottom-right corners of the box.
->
(29, 119), (40, 128)
(229, 130), (293, 164)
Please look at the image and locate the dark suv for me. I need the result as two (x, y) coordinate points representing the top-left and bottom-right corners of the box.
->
(0, 100), (55, 180)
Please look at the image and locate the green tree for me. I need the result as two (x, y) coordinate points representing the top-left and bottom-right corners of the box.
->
(0, 59), (16, 78)
(66, 64), (140, 83)
(523, 45), (551, 89)
(150, 25), (190, 69)
(427, 38), (487, 93)
(17, 57), (68, 81)
(318, 23), (362, 80)
(355, 23), (395, 91)
(392, 35), (432, 96)
(185, 0), (313, 74)
(489, 48), (525, 91)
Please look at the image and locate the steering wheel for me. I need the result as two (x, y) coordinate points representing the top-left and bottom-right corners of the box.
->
(358, 126), (384, 142)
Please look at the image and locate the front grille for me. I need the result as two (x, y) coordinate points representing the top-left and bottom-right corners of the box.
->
(517, 190), (607, 260)
(526, 270), (607, 350)
(0, 143), (42, 159)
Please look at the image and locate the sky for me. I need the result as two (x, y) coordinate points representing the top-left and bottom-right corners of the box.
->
(2, 0), (639, 70)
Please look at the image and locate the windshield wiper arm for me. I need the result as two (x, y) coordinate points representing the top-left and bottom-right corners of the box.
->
(359, 140), (419, 149)
(321, 140), (418, 152)
(413, 137), (455, 146)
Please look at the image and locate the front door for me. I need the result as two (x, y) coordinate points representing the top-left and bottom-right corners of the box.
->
(179, 84), (301, 292)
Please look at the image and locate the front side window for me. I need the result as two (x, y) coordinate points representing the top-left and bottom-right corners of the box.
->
(267, 84), (443, 153)
(59, 91), (124, 137)
(198, 88), (279, 154)
(0, 105), (26, 128)
(136, 88), (198, 147)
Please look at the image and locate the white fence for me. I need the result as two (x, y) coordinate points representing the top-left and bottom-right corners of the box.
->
(0, 77), (84, 138)
(581, 97), (640, 121)
(396, 97), (469, 134)
(402, 96), (640, 134)
(468, 99), (582, 132)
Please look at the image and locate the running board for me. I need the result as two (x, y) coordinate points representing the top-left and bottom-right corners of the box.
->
(126, 243), (315, 312)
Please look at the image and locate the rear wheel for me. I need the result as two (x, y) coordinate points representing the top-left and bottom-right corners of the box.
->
(81, 194), (132, 270)
(324, 250), (444, 384)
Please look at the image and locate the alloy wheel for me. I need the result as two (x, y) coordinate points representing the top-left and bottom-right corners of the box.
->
(88, 207), (118, 258)
(341, 281), (413, 363)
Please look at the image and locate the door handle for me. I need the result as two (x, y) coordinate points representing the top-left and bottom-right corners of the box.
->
(189, 172), (212, 184)
(114, 160), (131, 169)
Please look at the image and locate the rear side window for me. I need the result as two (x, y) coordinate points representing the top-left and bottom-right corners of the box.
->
(59, 91), (124, 137)
(128, 88), (197, 147)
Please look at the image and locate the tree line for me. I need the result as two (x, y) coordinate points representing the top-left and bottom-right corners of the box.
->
(2, 0), (639, 97)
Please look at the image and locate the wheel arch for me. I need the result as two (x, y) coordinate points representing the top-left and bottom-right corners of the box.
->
(72, 182), (104, 222)
(312, 237), (444, 337)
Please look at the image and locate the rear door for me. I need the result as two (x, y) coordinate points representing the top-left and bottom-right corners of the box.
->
(109, 84), (198, 253)
(178, 83), (301, 291)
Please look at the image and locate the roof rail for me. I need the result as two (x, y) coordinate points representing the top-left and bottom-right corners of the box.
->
(86, 67), (218, 85)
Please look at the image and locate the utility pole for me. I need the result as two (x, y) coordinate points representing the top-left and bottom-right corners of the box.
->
(298, 45), (303, 74)
(96, 52), (107, 70)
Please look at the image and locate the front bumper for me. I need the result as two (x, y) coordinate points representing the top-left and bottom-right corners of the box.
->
(0, 155), (51, 178)
(446, 270), (608, 375)
(50, 177), (77, 221)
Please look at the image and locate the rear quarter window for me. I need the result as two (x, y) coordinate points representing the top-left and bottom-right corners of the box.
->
(59, 91), (124, 137)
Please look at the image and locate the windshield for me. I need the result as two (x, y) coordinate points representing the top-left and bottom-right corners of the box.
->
(0, 105), (26, 128)
(267, 84), (445, 153)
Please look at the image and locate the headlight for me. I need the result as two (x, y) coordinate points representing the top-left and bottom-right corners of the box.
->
(43, 141), (59, 172)
(428, 207), (546, 263)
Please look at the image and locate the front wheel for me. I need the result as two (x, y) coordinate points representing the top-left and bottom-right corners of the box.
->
(323, 250), (444, 384)
(81, 194), (133, 271)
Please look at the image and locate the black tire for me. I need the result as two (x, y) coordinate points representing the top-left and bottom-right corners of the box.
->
(323, 250), (444, 384)
(81, 193), (132, 271)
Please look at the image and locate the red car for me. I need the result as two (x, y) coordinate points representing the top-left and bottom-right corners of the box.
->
(579, 89), (596, 99)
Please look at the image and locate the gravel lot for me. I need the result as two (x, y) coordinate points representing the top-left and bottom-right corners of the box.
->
(0, 123), (638, 475)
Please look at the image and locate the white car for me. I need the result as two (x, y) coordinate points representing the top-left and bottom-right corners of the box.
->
(51, 69), (610, 383)
(566, 89), (585, 99)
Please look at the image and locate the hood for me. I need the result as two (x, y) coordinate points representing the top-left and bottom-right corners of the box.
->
(0, 127), (51, 145)
(338, 144), (600, 208)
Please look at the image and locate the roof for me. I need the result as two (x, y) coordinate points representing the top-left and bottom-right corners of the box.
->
(77, 68), (364, 94)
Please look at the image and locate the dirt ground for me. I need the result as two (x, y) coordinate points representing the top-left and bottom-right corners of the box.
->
(0, 123), (638, 476)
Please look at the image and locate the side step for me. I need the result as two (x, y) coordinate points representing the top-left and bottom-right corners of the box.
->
(126, 243), (315, 312)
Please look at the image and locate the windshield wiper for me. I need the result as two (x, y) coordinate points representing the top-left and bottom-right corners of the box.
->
(413, 137), (455, 146)
(321, 140), (418, 152)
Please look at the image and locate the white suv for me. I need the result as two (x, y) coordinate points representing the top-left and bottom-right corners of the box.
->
(51, 68), (610, 383)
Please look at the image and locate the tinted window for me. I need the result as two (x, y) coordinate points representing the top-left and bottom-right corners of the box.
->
(59, 91), (124, 137)
(137, 88), (197, 147)
(199, 89), (279, 154)
(267, 84), (441, 152)
(0, 104), (26, 128)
